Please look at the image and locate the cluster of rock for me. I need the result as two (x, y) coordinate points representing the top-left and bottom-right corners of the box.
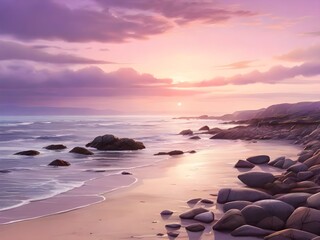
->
(13, 134), (145, 167)
(86, 134), (145, 151)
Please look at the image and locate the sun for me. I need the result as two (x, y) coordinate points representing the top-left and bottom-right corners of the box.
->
(177, 102), (182, 107)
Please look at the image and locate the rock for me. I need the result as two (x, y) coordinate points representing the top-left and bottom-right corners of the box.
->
(238, 172), (275, 188)
(199, 126), (210, 131)
(194, 211), (214, 223)
(231, 225), (274, 237)
(297, 171), (314, 181)
(86, 134), (145, 151)
(264, 181), (295, 195)
(189, 136), (201, 140)
(276, 193), (311, 208)
(179, 208), (208, 219)
(241, 205), (269, 226)
(234, 160), (255, 169)
(48, 159), (70, 167)
(69, 147), (93, 155)
(217, 188), (272, 204)
(246, 155), (270, 164)
(44, 144), (67, 150)
(161, 210), (173, 216)
(298, 151), (315, 162)
(188, 150), (196, 154)
(212, 209), (246, 231)
(186, 224), (205, 232)
(200, 199), (213, 204)
(121, 171), (132, 175)
(283, 159), (296, 169)
(179, 129), (193, 135)
(223, 201), (252, 212)
(187, 198), (202, 205)
(307, 192), (320, 209)
(286, 207), (320, 235)
(165, 223), (181, 229)
(256, 216), (285, 231)
(309, 164), (320, 175)
(287, 163), (309, 173)
(168, 150), (184, 156)
(304, 152), (320, 168)
(14, 150), (40, 156)
(154, 152), (168, 156)
(167, 232), (179, 238)
(269, 157), (286, 166)
(253, 199), (294, 222)
(265, 229), (317, 240)
(273, 158), (285, 168)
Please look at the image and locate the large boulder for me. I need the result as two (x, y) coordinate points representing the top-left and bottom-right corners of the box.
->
(246, 155), (270, 164)
(48, 159), (70, 167)
(253, 199), (294, 222)
(286, 207), (320, 235)
(86, 134), (145, 151)
(14, 150), (40, 156)
(241, 205), (269, 226)
(217, 188), (272, 204)
(44, 144), (67, 150)
(276, 193), (311, 208)
(231, 225), (274, 237)
(307, 192), (320, 209)
(238, 172), (275, 188)
(212, 209), (246, 231)
(265, 229), (317, 240)
(69, 147), (93, 155)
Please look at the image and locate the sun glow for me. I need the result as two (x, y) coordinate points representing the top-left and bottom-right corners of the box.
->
(177, 102), (182, 107)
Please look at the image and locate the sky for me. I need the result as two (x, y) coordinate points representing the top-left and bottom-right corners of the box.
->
(0, 0), (319, 115)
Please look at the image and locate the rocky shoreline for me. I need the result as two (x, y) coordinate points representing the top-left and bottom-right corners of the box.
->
(159, 113), (320, 239)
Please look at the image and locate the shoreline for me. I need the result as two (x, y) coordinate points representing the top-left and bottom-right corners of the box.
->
(0, 140), (301, 240)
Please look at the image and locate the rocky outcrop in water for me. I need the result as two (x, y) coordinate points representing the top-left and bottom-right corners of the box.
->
(86, 134), (145, 151)
(14, 150), (40, 156)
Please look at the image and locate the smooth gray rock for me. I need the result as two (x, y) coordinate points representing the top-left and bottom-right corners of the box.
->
(199, 126), (210, 131)
(238, 172), (275, 188)
(307, 192), (320, 209)
(276, 193), (311, 208)
(186, 224), (205, 232)
(179, 208), (208, 219)
(212, 209), (246, 231)
(44, 144), (67, 150)
(241, 205), (269, 226)
(69, 147), (93, 155)
(189, 136), (201, 140)
(223, 201), (252, 212)
(167, 232), (179, 238)
(194, 211), (215, 223)
(200, 199), (213, 204)
(234, 160), (255, 168)
(246, 155), (270, 164)
(283, 159), (296, 169)
(179, 129), (193, 135)
(288, 163), (309, 173)
(253, 199), (294, 222)
(217, 188), (272, 204)
(256, 216), (285, 231)
(165, 223), (181, 229)
(231, 225), (274, 237)
(286, 207), (320, 235)
(187, 198), (202, 205)
(161, 210), (173, 216)
(297, 171), (314, 181)
(265, 229), (317, 240)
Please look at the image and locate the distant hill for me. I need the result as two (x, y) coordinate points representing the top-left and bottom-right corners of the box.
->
(0, 105), (121, 116)
(217, 101), (320, 120)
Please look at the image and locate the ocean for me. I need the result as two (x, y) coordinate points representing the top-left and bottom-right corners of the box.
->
(0, 115), (301, 224)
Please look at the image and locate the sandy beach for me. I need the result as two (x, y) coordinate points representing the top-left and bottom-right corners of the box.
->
(0, 140), (301, 240)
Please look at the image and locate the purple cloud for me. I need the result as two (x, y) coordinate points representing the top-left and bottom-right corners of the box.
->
(0, 0), (255, 42)
(0, 65), (200, 105)
(96, 0), (255, 25)
(0, 0), (172, 42)
(277, 44), (320, 62)
(0, 41), (111, 64)
(214, 60), (257, 70)
(179, 62), (320, 87)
